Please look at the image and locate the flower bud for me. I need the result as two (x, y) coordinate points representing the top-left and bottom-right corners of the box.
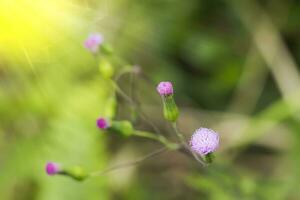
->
(96, 117), (134, 137)
(98, 59), (114, 79)
(156, 81), (179, 122)
(162, 95), (179, 122)
(84, 33), (103, 54)
(45, 162), (61, 176)
(109, 120), (134, 137)
(64, 166), (88, 181)
(97, 117), (110, 130)
(157, 81), (173, 96)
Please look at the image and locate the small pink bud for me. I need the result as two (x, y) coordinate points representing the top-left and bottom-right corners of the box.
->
(84, 33), (103, 53)
(156, 81), (173, 96)
(97, 117), (109, 129)
(45, 162), (61, 176)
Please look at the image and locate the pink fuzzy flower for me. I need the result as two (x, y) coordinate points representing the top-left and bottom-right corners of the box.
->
(190, 128), (219, 155)
(156, 81), (173, 96)
(84, 33), (103, 53)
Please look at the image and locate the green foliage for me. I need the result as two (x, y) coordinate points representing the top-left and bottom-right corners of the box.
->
(186, 167), (289, 200)
(2, 0), (300, 199)
(0, 5), (113, 199)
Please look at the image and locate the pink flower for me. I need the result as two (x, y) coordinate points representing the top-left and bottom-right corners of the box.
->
(84, 33), (103, 53)
(156, 81), (173, 96)
(97, 117), (109, 129)
(45, 162), (61, 176)
(190, 128), (219, 155)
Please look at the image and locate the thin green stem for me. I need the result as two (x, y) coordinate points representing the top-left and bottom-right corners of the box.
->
(89, 147), (168, 177)
(111, 80), (134, 104)
(114, 68), (133, 82)
(133, 130), (180, 150)
(106, 53), (162, 135)
(171, 122), (206, 166)
(111, 80), (162, 134)
(111, 54), (128, 67)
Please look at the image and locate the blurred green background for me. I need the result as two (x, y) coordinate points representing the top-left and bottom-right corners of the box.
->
(1, 0), (300, 199)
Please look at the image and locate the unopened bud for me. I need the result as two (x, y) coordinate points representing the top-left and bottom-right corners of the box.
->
(45, 162), (61, 176)
(162, 95), (179, 122)
(109, 120), (134, 137)
(99, 59), (114, 79)
(156, 81), (179, 122)
(84, 33), (103, 54)
(64, 166), (88, 181)
(97, 117), (110, 130)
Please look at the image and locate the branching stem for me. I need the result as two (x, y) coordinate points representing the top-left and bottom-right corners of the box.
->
(89, 147), (169, 177)
(133, 130), (180, 150)
(171, 122), (206, 166)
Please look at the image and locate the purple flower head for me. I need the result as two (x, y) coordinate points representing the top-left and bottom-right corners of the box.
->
(97, 117), (109, 129)
(190, 128), (219, 155)
(156, 81), (173, 96)
(45, 162), (61, 176)
(84, 33), (103, 53)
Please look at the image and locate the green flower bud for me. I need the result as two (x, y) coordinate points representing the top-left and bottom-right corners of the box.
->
(109, 120), (134, 137)
(64, 166), (88, 181)
(99, 59), (114, 79)
(162, 95), (179, 122)
(156, 81), (179, 122)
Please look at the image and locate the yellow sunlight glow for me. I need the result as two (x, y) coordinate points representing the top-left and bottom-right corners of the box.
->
(0, 0), (72, 58)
